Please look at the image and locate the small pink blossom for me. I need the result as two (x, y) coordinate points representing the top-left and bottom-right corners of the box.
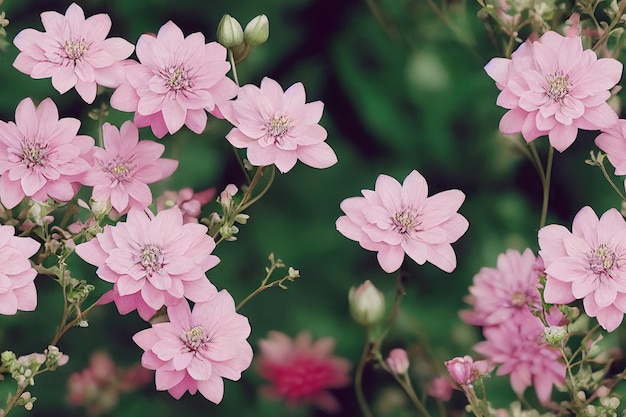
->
(75, 206), (219, 321)
(133, 291), (253, 403)
(336, 170), (469, 273)
(110, 21), (238, 138)
(156, 187), (215, 224)
(427, 376), (454, 401)
(595, 119), (626, 189)
(257, 330), (351, 413)
(386, 348), (409, 374)
(0, 225), (40, 314)
(225, 77), (337, 173)
(13, 3), (134, 104)
(485, 31), (621, 151)
(461, 249), (544, 327)
(539, 206), (626, 332)
(444, 355), (493, 386)
(0, 97), (94, 209)
(82, 121), (178, 214)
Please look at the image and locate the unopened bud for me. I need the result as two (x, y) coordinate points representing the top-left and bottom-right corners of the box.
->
(348, 280), (385, 326)
(217, 14), (244, 49)
(244, 15), (269, 46)
(386, 348), (409, 374)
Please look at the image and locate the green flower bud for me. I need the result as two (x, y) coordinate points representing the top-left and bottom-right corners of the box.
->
(349, 280), (385, 326)
(244, 15), (269, 46)
(217, 14), (244, 49)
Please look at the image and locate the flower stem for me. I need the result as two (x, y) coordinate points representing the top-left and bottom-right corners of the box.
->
(355, 331), (376, 417)
(378, 358), (432, 417)
(539, 146), (554, 229)
(228, 49), (240, 87)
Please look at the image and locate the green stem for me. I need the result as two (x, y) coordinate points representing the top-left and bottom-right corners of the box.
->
(228, 49), (240, 87)
(355, 332), (376, 417)
(539, 146), (554, 229)
(598, 155), (626, 201)
(378, 358), (432, 417)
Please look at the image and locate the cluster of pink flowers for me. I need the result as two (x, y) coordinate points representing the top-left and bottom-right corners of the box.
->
(461, 249), (566, 404)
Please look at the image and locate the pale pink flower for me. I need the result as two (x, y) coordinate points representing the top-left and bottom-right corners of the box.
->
(0, 97), (94, 209)
(461, 249), (544, 327)
(82, 121), (178, 214)
(539, 206), (626, 332)
(257, 331), (351, 413)
(225, 77), (337, 173)
(336, 170), (469, 273)
(473, 315), (565, 405)
(595, 119), (626, 189)
(110, 21), (238, 138)
(485, 31), (621, 151)
(427, 376), (454, 401)
(133, 291), (253, 403)
(386, 348), (409, 374)
(13, 3), (134, 104)
(156, 187), (216, 224)
(0, 225), (40, 314)
(444, 355), (493, 386)
(74, 206), (219, 321)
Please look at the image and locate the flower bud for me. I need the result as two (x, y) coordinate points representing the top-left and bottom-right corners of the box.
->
(445, 355), (492, 386)
(348, 280), (385, 326)
(217, 14), (244, 49)
(244, 15), (269, 46)
(386, 348), (409, 374)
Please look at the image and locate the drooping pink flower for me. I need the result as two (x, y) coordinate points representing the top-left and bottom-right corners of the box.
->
(461, 248), (544, 327)
(156, 187), (215, 224)
(0, 225), (40, 314)
(110, 21), (238, 138)
(133, 291), (253, 403)
(473, 315), (565, 405)
(12, 3), (134, 104)
(257, 331), (351, 413)
(386, 348), (409, 374)
(82, 121), (178, 214)
(75, 206), (219, 321)
(539, 206), (626, 332)
(444, 355), (493, 387)
(0, 97), (94, 209)
(336, 170), (469, 273)
(595, 119), (626, 189)
(225, 77), (337, 173)
(485, 31), (622, 151)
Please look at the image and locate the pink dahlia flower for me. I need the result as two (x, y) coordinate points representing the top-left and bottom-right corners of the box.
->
(595, 119), (626, 188)
(225, 77), (338, 173)
(461, 248), (544, 327)
(13, 3), (134, 104)
(82, 121), (177, 214)
(257, 331), (351, 413)
(336, 170), (469, 273)
(473, 315), (565, 405)
(0, 225), (40, 314)
(539, 206), (626, 332)
(485, 31), (622, 151)
(75, 206), (219, 321)
(133, 291), (253, 403)
(0, 97), (94, 209)
(110, 21), (238, 138)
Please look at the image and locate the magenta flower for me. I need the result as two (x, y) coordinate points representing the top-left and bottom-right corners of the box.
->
(473, 316), (565, 405)
(0, 225), (40, 314)
(257, 331), (351, 413)
(461, 249), (544, 327)
(336, 170), (468, 273)
(12, 3), (134, 104)
(110, 21), (238, 138)
(82, 121), (178, 214)
(0, 97), (94, 209)
(595, 119), (626, 188)
(539, 206), (626, 332)
(133, 291), (253, 403)
(485, 31), (621, 151)
(225, 77), (337, 173)
(75, 206), (219, 321)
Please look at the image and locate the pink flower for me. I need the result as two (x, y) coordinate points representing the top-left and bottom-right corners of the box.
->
(13, 3), (134, 104)
(0, 97), (94, 209)
(461, 249), (544, 327)
(0, 225), (40, 314)
(82, 121), (178, 214)
(485, 31), (621, 151)
(539, 206), (626, 332)
(386, 348), (409, 374)
(595, 119), (626, 188)
(427, 376), (454, 401)
(110, 21), (238, 138)
(444, 355), (492, 386)
(257, 331), (351, 413)
(225, 77), (337, 173)
(156, 187), (216, 224)
(75, 206), (219, 321)
(336, 170), (469, 273)
(473, 315), (565, 405)
(132, 291), (253, 403)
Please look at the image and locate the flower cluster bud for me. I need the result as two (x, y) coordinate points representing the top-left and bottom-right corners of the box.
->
(348, 280), (385, 327)
(217, 14), (244, 48)
(216, 13), (269, 63)
(543, 325), (568, 346)
(44, 345), (69, 370)
(2, 351), (44, 388)
(208, 184), (249, 241)
(386, 348), (409, 374)
(16, 392), (36, 411)
(244, 15), (269, 46)
(445, 355), (493, 387)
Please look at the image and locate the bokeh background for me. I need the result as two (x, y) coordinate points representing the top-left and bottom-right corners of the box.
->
(0, 0), (623, 416)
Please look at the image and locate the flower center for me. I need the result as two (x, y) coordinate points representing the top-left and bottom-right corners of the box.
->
(546, 73), (570, 102)
(101, 156), (134, 183)
(181, 325), (211, 352)
(161, 66), (191, 91)
(267, 115), (292, 141)
(510, 291), (527, 308)
(139, 244), (164, 276)
(63, 39), (88, 60)
(392, 209), (420, 234)
(587, 243), (617, 276)
(21, 141), (48, 168)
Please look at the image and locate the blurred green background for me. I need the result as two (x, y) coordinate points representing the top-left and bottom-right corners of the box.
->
(0, 0), (623, 416)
